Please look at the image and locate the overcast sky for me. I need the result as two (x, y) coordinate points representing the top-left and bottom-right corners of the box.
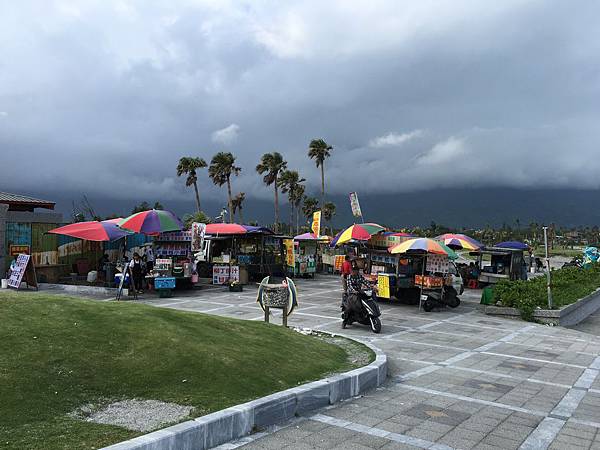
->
(1, 0), (599, 208)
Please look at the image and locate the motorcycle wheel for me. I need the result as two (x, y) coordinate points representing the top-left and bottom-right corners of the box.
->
(369, 316), (382, 334)
(422, 298), (435, 312)
(448, 297), (461, 308)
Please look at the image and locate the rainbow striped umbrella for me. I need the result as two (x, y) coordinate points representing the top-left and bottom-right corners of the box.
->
(330, 223), (385, 247)
(48, 218), (131, 242)
(389, 237), (458, 259)
(435, 233), (483, 250)
(118, 209), (183, 235)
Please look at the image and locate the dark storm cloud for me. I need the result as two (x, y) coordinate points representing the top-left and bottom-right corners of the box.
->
(1, 0), (599, 206)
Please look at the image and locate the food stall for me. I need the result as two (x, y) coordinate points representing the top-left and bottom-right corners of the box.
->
(387, 238), (462, 311)
(201, 224), (286, 285)
(287, 232), (330, 277)
(151, 230), (193, 288)
(470, 245), (528, 285)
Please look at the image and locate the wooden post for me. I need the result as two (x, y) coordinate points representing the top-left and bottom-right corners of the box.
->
(283, 297), (288, 327)
(264, 305), (270, 323)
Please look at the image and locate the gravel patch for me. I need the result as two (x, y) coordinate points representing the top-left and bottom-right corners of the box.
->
(70, 399), (194, 432)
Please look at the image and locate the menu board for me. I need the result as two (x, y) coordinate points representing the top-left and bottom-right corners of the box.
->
(377, 274), (390, 299)
(8, 254), (37, 289)
(426, 254), (449, 274)
(212, 265), (240, 284)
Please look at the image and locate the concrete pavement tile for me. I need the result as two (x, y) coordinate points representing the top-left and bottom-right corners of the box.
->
(379, 442), (421, 450)
(480, 434), (523, 450)
(348, 433), (391, 449)
(371, 419), (413, 434)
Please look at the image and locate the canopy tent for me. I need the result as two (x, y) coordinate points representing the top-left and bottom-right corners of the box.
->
(294, 232), (331, 241)
(494, 241), (529, 251)
(204, 223), (274, 235)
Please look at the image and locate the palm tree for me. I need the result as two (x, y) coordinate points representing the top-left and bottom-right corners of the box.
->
(293, 184), (305, 234)
(256, 152), (287, 232)
(302, 196), (319, 226)
(231, 192), (246, 224)
(308, 139), (333, 208)
(322, 201), (336, 236)
(208, 152), (241, 223)
(176, 157), (207, 212)
(278, 169), (306, 231)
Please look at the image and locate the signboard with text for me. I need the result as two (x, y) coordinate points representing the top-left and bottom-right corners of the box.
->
(8, 254), (37, 290)
(311, 211), (321, 237)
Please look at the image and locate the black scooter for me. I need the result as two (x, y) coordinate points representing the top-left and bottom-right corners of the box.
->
(341, 289), (382, 333)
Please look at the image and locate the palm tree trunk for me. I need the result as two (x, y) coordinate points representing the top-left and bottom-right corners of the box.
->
(193, 182), (201, 213)
(274, 180), (280, 233)
(296, 206), (300, 234)
(320, 163), (325, 208)
(239, 206), (244, 225)
(290, 202), (294, 234)
(226, 177), (233, 223)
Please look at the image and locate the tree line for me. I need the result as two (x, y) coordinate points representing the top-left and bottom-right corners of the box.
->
(176, 139), (336, 234)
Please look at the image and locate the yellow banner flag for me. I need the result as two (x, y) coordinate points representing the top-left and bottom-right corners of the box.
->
(311, 211), (321, 236)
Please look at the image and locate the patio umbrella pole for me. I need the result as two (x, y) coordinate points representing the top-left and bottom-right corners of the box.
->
(419, 255), (425, 312)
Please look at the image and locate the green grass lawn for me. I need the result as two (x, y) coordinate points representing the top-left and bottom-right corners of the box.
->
(0, 291), (365, 450)
(532, 245), (583, 258)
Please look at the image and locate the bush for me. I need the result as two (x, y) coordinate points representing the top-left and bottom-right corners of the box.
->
(494, 264), (600, 321)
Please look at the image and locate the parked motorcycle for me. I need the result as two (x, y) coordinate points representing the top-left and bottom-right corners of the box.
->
(420, 285), (461, 312)
(341, 289), (382, 333)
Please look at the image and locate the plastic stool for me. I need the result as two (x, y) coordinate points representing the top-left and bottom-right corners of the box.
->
(467, 279), (479, 289)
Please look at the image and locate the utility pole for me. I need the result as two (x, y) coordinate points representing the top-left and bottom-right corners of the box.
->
(543, 226), (553, 308)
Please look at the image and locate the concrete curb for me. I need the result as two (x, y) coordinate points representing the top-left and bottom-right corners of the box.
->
(101, 337), (387, 450)
(483, 288), (600, 326)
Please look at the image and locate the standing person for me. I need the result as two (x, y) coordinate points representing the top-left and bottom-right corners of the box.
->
(340, 254), (352, 296)
(129, 252), (144, 294)
(144, 245), (155, 272)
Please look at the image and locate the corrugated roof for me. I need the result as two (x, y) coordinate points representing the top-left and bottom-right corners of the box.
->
(0, 192), (55, 209)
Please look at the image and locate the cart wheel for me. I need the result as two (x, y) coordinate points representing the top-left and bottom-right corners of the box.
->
(422, 298), (435, 312)
(369, 317), (382, 333)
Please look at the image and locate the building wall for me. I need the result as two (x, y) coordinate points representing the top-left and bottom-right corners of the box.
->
(1, 209), (64, 274)
(0, 204), (7, 276)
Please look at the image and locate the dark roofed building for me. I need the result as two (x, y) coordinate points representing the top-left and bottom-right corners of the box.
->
(1, 192), (62, 276)
(0, 192), (56, 212)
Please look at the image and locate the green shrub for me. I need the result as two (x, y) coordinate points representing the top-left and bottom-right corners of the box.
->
(494, 264), (600, 321)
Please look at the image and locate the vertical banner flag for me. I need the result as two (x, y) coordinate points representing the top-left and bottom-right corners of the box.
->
(284, 239), (295, 267)
(349, 192), (362, 218)
(311, 211), (321, 236)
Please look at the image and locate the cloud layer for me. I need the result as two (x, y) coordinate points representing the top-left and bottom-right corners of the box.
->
(1, 0), (599, 209)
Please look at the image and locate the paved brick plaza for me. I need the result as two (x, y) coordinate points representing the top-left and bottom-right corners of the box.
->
(130, 275), (600, 450)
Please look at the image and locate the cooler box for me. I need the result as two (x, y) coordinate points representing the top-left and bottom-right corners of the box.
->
(154, 277), (176, 289)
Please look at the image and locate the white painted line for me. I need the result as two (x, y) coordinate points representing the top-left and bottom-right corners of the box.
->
(380, 337), (470, 352)
(439, 352), (475, 366)
(519, 417), (565, 450)
(570, 418), (600, 430)
(394, 384), (547, 417)
(446, 366), (572, 390)
(590, 356), (600, 370)
(309, 414), (455, 450)
(398, 365), (442, 381)
(481, 351), (587, 369)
